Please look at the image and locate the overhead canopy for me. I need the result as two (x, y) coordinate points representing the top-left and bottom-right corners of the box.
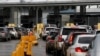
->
(0, 0), (100, 3)
(0, 0), (100, 7)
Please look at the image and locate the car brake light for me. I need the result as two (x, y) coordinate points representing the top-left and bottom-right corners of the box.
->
(69, 35), (73, 44)
(1, 31), (5, 33)
(75, 47), (86, 52)
(58, 35), (63, 42)
(1, 33), (5, 36)
(49, 40), (54, 43)
(47, 36), (51, 40)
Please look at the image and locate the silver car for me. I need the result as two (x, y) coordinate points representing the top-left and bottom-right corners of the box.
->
(0, 27), (11, 41)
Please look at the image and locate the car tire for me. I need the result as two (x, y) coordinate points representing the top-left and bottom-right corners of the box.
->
(8, 38), (11, 41)
(46, 47), (49, 54)
(46, 44), (50, 54)
(70, 54), (71, 56)
(5, 38), (9, 41)
(54, 42), (61, 56)
(62, 44), (66, 56)
(42, 37), (46, 41)
(18, 34), (21, 39)
(53, 49), (57, 56)
(42, 37), (45, 40)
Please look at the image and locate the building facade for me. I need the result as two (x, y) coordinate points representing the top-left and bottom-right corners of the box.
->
(0, 0), (100, 27)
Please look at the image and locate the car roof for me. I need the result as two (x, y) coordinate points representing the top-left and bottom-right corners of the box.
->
(45, 27), (57, 28)
(71, 32), (89, 33)
(77, 25), (91, 26)
(69, 32), (90, 35)
(62, 26), (86, 29)
(6, 27), (14, 28)
(77, 34), (95, 38)
(0, 27), (5, 28)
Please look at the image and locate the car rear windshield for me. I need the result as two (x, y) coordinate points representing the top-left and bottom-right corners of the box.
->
(50, 25), (56, 27)
(7, 28), (13, 31)
(55, 29), (60, 32)
(62, 28), (86, 35)
(78, 37), (94, 44)
(46, 28), (55, 31)
(67, 33), (90, 42)
(50, 32), (58, 36)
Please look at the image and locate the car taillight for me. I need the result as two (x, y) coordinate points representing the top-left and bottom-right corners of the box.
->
(69, 35), (73, 44)
(1, 32), (6, 36)
(47, 36), (51, 40)
(58, 35), (63, 42)
(49, 40), (54, 43)
(1, 31), (5, 33)
(75, 47), (86, 52)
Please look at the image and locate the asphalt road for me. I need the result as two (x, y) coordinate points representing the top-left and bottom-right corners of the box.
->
(0, 38), (64, 56)
(0, 40), (19, 56)
(0, 39), (53, 56)
(33, 39), (55, 56)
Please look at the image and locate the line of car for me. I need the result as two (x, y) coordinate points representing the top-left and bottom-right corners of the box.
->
(41, 24), (97, 56)
(85, 30), (100, 56)
(0, 27), (27, 42)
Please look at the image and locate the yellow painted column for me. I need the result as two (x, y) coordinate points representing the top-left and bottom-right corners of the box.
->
(98, 23), (100, 30)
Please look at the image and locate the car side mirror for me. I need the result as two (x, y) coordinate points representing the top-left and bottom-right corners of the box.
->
(89, 44), (93, 49)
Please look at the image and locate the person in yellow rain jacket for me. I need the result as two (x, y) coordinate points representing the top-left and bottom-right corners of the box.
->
(28, 31), (38, 46)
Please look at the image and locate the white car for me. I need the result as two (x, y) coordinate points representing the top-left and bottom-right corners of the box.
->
(7, 27), (18, 39)
(86, 34), (100, 56)
(67, 34), (95, 56)
(41, 27), (56, 40)
(55, 27), (88, 51)
(77, 25), (93, 33)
